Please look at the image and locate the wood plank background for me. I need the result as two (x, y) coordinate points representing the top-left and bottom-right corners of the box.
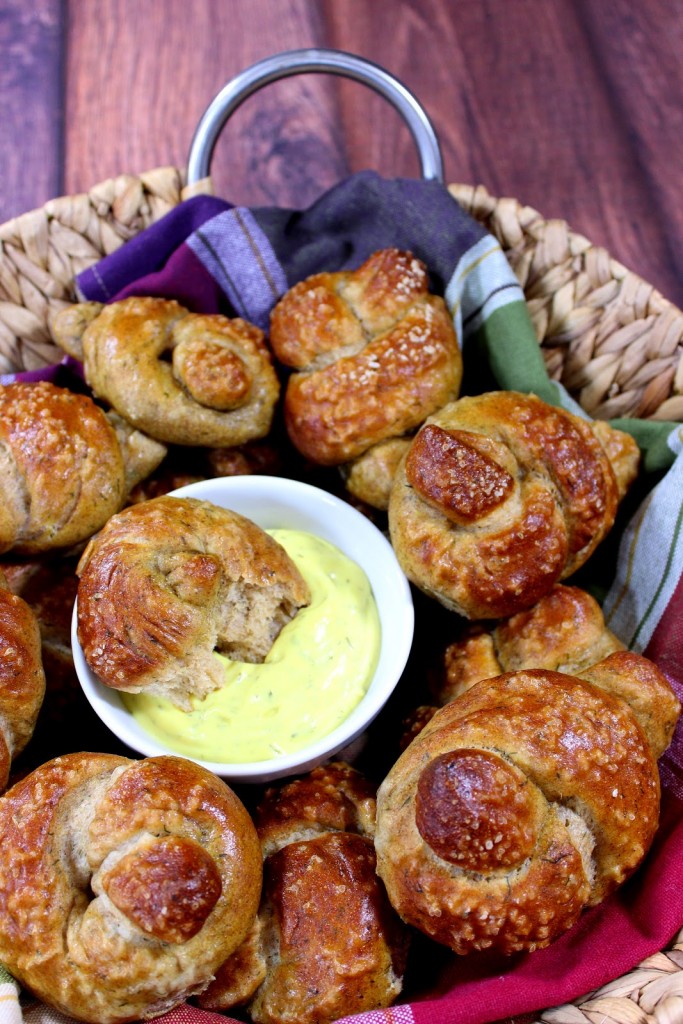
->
(1, 0), (682, 310)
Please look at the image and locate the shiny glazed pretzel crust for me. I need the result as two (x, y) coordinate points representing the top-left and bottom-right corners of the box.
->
(388, 391), (640, 619)
(438, 584), (626, 703)
(0, 752), (262, 1024)
(0, 382), (128, 554)
(0, 570), (45, 790)
(52, 296), (281, 447)
(375, 667), (670, 955)
(437, 588), (683, 758)
(269, 248), (462, 466)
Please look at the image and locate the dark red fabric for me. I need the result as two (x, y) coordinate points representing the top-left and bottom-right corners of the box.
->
(645, 573), (683, 701)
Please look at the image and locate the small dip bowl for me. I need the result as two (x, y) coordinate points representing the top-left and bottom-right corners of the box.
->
(73, 475), (415, 784)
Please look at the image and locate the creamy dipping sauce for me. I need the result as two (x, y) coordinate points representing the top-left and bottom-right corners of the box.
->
(122, 529), (381, 762)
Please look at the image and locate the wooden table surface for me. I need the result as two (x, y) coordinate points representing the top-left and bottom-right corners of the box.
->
(1, 0), (682, 310)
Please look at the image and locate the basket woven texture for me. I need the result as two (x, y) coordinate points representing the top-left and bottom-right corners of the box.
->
(0, 167), (682, 1023)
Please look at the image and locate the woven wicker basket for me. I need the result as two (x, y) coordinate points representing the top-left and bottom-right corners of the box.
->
(0, 166), (682, 1023)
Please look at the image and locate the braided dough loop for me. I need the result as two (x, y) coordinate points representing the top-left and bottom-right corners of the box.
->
(388, 391), (640, 619)
(0, 570), (45, 790)
(270, 249), (462, 466)
(0, 752), (262, 1024)
(76, 495), (311, 709)
(53, 296), (281, 447)
(375, 668), (662, 955)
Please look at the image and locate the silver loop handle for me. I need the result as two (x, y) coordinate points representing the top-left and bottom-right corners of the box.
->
(187, 48), (444, 186)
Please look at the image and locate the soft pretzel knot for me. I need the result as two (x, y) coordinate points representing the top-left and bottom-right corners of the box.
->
(0, 570), (45, 790)
(375, 663), (677, 955)
(0, 381), (164, 554)
(76, 495), (310, 709)
(199, 763), (409, 1024)
(269, 248), (463, 466)
(52, 296), (281, 447)
(438, 584), (626, 703)
(388, 391), (640, 619)
(0, 752), (262, 1023)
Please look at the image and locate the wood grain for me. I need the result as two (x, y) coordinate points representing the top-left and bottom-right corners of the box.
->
(0, 0), (681, 307)
(0, 0), (64, 221)
(64, 0), (347, 208)
(324, 0), (683, 307)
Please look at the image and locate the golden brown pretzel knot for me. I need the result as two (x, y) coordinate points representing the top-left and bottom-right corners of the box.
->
(0, 381), (165, 555)
(0, 752), (262, 1024)
(269, 248), (463, 466)
(52, 296), (281, 447)
(76, 495), (310, 709)
(200, 763), (409, 1024)
(0, 570), (45, 790)
(375, 664), (676, 956)
(438, 584), (626, 703)
(388, 391), (640, 619)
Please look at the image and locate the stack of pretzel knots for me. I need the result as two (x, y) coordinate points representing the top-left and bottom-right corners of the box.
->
(0, 246), (679, 1024)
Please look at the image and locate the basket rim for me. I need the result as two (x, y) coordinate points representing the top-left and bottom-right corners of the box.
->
(1, 166), (681, 422)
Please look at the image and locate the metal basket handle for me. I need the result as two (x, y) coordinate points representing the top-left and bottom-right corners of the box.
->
(186, 48), (444, 186)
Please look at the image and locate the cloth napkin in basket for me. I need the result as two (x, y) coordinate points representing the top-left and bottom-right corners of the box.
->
(4, 171), (682, 1024)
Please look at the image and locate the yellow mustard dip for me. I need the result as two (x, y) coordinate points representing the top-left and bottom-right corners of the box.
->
(122, 529), (381, 763)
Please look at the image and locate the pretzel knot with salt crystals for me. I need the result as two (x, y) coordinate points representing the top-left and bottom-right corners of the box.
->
(52, 296), (280, 447)
(375, 662), (678, 956)
(0, 569), (45, 790)
(269, 248), (462, 466)
(0, 752), (262, 1024)
(437, 584), (626, 704)
(0, 381), (165, 555)
(388, 390), (640, 620)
